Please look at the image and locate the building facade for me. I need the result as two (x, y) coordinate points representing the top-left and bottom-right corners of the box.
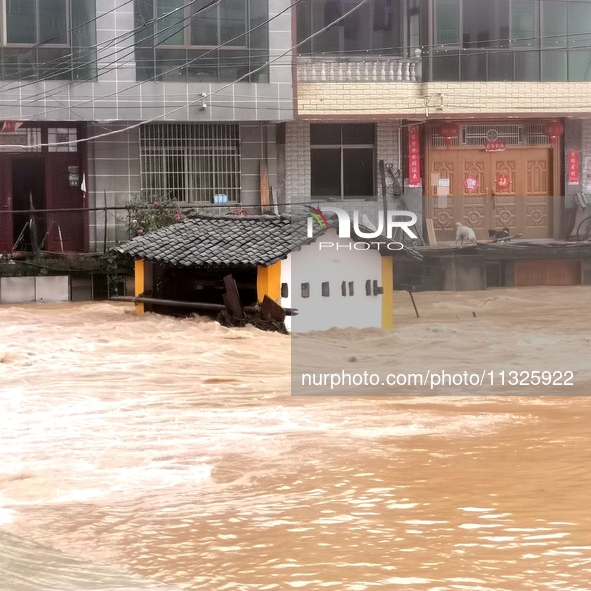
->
(289, 0), (591, 250)
(0, 0), (293, 254)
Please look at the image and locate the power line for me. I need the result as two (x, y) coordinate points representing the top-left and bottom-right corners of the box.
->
(11, 23), (591, 93)
(0, 0), (139, 89)
(6, 0), (591, 106)
(2, 0), (280, 110)
(7, 41), (591, 120)
(0, 0), (223, 92)
(2, 0), (591, 126)
(3, 0), (591, 111)
(0, 0), (370, 150)
(6, 35), (591, 118)
(1, 0), (305, 120)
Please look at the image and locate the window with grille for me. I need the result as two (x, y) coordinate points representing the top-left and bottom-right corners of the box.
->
(431, 123), (549, 147)
(140, 123), (241, 204)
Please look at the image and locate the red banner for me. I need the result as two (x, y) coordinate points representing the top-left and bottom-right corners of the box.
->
(408, 125), (421, 188)
(568, 149), (580, 185)
(1, 120), (23, 133)
(485, 139), (506, 152)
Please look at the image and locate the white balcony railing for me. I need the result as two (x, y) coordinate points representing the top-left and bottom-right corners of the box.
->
(297, 56), (421, 83)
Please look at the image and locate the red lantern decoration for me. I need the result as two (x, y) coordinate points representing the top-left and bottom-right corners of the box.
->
(438, 122), (459, 147)
(543, 121), (564, 144)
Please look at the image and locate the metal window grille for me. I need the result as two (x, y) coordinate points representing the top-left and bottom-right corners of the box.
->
(462, 125), (521, 146)
(430, 131), (459, 148)
(140, 123), (241, 204)
(431, 124), (549, 147)
(523, 124), (548, 145)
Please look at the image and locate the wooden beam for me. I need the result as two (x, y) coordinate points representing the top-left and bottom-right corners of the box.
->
(110, 295), (298, 316)
(260, 161), (270, 212)
(425, 219), (437, 246)
(223, 274), (245, 319)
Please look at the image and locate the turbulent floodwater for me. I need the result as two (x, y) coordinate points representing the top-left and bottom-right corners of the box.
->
(1, 287), (590, 591)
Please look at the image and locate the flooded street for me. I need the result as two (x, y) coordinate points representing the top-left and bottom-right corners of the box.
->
(1, 287), (590, 590)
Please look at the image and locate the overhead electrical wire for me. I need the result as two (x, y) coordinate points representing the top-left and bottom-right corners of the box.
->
(1, 0), (291, 110)
(0, 0), (369, 150)
(0, 0), (137, 85)
(4, 0), (591, 107)
(0, 0), (224, 94)
(7, 35), (591, 119)
(1, 0), (306, 120)
(10, 25), (591, 99)
(1, 0), (590, 130)
(0, 0), (224, 93)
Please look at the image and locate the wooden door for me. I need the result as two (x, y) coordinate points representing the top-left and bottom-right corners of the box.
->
(490, 151), (521, 237)
(427, 147), (553, 241)
(461, 154), (488, 237)
(523, 148), (552, 238)
(46, 154), (86, 252)
(428, 152), (458, 241)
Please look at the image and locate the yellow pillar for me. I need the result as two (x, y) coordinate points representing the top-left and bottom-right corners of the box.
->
(381, 256), (394, 329)
(134, 259), (145, 314)
(257, 261), (282, 303)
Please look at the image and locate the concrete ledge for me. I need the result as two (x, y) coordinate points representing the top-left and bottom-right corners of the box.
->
(0, 276), (70, 304)
(35, 276), (70, 302)
(0, 277), (36, 304)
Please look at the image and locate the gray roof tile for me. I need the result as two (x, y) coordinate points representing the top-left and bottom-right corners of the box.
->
(116, 213), (421, 268)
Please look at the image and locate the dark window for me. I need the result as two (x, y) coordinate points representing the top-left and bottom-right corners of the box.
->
(301, 283), (310, 298)
(0, 0), (97, 80)
(341, 281), (347, 296)
(373, 280), (383, 295)
(428, 0), (591, 82)
(296, 0), (403, 57)
(435, 0), (460, 45)
(281, 283), (289, 298)
(348, 281), (354, 296)
(321, 282), (330, 297)
(134, 0), (269, 82)
(310, 124), (341, 145)
(310, 124), (375, 199)
(343, 148), (374, 197)
(365, 279), (371, 295)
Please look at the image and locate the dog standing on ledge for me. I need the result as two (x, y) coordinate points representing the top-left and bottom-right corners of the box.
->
(455, 222), (477, 246)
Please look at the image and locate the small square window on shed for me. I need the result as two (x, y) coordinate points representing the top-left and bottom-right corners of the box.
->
(322, 282), (330, 297)
(301, 282), (310, 298)
(281, 282), (289, 298)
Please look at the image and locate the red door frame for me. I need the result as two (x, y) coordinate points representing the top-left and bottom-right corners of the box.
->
(0, 122), (88, 254)
(0, 157), (13, 253)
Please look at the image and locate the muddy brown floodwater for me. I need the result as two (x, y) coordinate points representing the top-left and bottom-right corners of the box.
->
(0, 286), (590, 591)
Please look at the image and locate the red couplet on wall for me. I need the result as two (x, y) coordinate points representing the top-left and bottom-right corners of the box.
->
(567, 149), (580, 185)
(408, 125), (421, 187)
